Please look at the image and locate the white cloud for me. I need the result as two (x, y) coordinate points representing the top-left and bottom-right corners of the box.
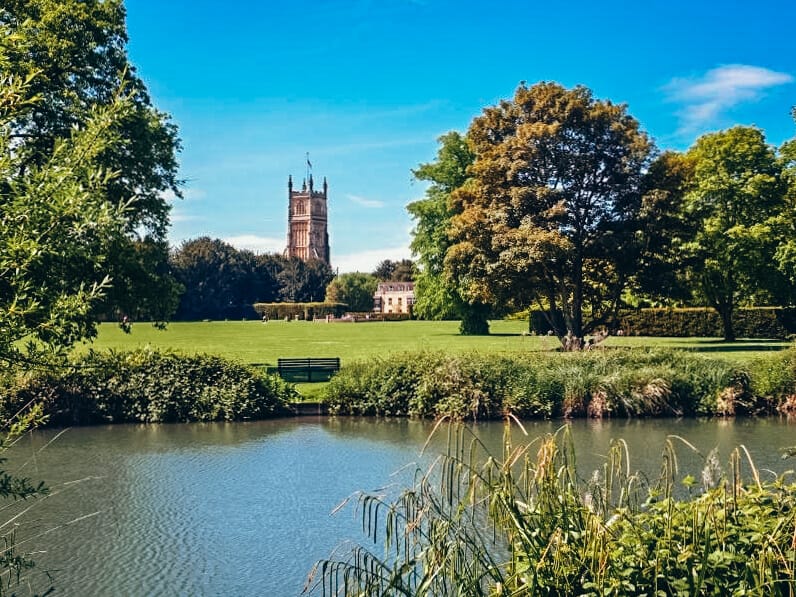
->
(224, 234), (285, 254)
(333, 246), (412, 274)
(347, 194), (385, 208)
(665, 64), (793, 134)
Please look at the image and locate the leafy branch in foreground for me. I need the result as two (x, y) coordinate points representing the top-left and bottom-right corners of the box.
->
(0, 403), (50, 596)
(0, 74), (130, 366)
(307, 424), (796, 596)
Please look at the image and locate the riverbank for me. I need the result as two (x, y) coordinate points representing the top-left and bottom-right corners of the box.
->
(5, 346), (796, 425)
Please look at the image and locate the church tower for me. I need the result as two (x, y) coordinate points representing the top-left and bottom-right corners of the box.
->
(285, 173), (330, 265)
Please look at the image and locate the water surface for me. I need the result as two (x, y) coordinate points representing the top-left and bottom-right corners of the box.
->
(7, 417), (796, 596)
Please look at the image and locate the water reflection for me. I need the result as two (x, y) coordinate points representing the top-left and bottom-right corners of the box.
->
(5, 417), (796, 596)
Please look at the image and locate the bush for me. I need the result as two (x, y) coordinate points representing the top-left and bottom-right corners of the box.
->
(529, 307), (796, 338)
(617, 307), (796, 338)
(323, 349), (781, 420)
(0, 350), (296, 426)
(252, 302), (346, 321)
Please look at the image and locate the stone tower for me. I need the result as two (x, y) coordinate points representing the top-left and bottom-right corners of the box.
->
(285, 174), (330, 264)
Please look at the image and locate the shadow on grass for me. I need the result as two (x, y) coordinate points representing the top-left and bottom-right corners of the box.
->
(685, 344), (791, 353)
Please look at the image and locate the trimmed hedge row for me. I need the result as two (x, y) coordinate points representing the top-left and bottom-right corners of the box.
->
(0, 350), (296, 426)
(530, 307), (796, 338)
(323, 349), (796, 420)
(253, 302), (347, 320)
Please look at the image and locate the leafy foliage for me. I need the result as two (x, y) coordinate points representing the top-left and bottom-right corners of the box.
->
(0, 350), (296, 426)
(531, 307), (796, 338)
(0, 75), (129, 363)
(308, 426), (796, 596)
(325, 272), (379, 312)
(322, 348), (780, 419)
(446, 82), (654, 349)
(373, 259), (415, 282)
(0, 0), (183, 322)
(683, 126), (791, 340)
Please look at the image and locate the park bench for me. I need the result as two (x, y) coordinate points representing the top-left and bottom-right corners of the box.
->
(276, 357), (341, 382)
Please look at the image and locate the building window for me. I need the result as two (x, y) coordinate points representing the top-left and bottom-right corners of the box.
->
(388, 297), (393, 305)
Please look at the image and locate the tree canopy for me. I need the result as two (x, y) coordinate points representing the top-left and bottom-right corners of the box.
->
(0, 75), (129, 362)
(373, 259), (415, 282)
(446, 82), (654, 349)
(325, 273), (378, 312)
(408, 132), (490, 334)
(683, 126), (790, 340)
(0, 0), (182, 322)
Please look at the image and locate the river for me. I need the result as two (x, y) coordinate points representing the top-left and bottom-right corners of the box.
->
(6, 417), (796, 596)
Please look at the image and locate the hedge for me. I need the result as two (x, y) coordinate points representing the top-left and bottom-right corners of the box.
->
(253, 302), (347, 320)
(530, 307), (796, 338)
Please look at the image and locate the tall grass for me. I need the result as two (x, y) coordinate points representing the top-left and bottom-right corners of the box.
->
(324, 348), (786, 419)
(306, 424), (796, 595)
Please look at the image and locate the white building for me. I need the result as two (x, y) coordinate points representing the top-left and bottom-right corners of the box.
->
(373, 282), (414, 314)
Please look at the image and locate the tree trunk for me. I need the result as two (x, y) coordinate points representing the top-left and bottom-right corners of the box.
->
(719, 305), (735, 342)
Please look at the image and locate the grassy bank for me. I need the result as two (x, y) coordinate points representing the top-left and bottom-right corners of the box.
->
(324, 348), (796, 419)
(1, 349), (296, 425)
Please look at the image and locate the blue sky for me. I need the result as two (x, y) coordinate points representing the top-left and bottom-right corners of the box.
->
(125, 0), (796, 272)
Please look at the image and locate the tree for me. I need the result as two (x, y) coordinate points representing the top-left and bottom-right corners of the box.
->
(325, 273), (378, 312)
(0, 73), (130, 362)
(408, 132), (491, 334)
(0, 0), (182, 322)
(633, 151), (696, 305)
(373, 259), (414, 281)
(278, 258), (334, 302)
(170, 238), (254, 320)
(446, 82), (654, 349)
(684, 126), (790, 340)
(773, 110), (796, 291)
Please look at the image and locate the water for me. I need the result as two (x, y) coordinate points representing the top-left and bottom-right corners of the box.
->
(6, 417), (796, 596)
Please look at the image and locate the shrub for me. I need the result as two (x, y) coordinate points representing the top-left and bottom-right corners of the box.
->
(252, 302), (346, 321)
(529, 307), (796, 338)
(323, 349), (773, 420)
(0, 349), (296, 426)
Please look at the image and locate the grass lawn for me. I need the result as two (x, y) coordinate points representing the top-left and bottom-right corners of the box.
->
(81, 320), (793, 399)
(85, 319), (792, 364)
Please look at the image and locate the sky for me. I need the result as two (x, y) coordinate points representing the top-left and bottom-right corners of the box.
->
(124, 0), (796, 273)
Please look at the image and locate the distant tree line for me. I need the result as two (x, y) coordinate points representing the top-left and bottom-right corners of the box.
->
(167, 241), (417, 320)
(169, 237), (333, 320)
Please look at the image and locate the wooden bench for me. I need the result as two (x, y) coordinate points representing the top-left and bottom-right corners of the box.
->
(276, 357), (341, 382)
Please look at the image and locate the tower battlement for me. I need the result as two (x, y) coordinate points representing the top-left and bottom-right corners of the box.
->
(285, 173), (330, 264)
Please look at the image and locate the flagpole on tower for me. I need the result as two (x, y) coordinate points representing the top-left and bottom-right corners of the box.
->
(306, 152), (312, 183)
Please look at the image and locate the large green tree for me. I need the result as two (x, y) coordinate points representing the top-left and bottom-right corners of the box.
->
(325, 272), (378, 312)
(0, 0), (182, 322)
(170, 238), (253, 320)
(684, 126), (790, 340)
(773, 109), (796, 291)
(408, 132), (490, 334)
(446, 82), (654, 349)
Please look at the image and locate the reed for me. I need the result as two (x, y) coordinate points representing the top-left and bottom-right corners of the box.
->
(324, 348), (776, 419)
(306, 423), (796, 595)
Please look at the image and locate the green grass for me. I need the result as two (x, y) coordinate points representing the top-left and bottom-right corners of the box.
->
(85, 320), (792, 364)
(82, 320), (793, 398)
